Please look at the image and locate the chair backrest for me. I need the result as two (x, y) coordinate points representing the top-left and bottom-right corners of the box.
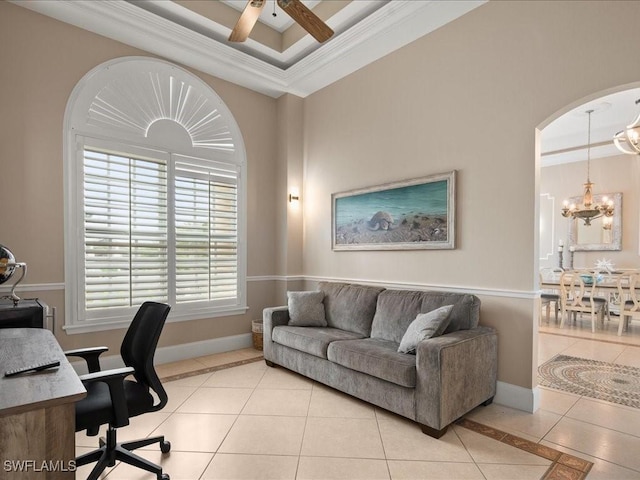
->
(540, 267), (563, 295)
(540, 267), (563, 281)
(121, 301), (171, 411)
(559, 270), (600, 312)
(618, 271), (640, 315)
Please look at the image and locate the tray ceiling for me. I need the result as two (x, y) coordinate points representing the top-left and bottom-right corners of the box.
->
(12, 0), (485, 98)
(12, 0), (638, 161)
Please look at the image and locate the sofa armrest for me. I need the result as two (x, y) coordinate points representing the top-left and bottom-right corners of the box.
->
(415, 326), (497, 430)
(263, 306), (289, 361)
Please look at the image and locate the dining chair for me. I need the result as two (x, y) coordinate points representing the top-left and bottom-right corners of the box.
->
(559, 270), (608, 333)
(617, 271), (640, 336)
(539, 268), (562, 324)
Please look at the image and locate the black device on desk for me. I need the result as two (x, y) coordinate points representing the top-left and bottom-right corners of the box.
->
(0, 299), (47, 328)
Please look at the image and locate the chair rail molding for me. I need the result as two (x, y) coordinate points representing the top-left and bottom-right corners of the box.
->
(3, 276), (538, 300)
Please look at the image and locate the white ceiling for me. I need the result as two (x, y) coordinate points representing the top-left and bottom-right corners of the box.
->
(129, 0), (394, 70)
(220, 0), (322, 32)
(11, 0), (639, 164)
(541, 88), (640, 166)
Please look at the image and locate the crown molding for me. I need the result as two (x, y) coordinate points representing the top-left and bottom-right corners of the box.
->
(12, 0), (288, 97)
(285, 0), (486, 97)
(12, 0), (485, 98)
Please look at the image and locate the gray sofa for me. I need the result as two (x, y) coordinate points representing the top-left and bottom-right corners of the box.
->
(263, 282), (498, 438)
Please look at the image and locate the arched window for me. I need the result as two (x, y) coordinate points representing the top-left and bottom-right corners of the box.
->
(64, 57), (247, 333)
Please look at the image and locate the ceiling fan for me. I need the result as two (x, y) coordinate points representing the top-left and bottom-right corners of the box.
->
(228, 0), (334, 44)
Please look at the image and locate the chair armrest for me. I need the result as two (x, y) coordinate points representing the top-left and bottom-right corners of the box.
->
(79, 366), (135, 428)
(262, 306), (289, 361)
(263, 306), (289, 335)
(64, 346), (109, 373)
(415, 326), (497, 429)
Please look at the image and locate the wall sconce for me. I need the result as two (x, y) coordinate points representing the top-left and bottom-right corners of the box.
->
(288, 187), (300, 203)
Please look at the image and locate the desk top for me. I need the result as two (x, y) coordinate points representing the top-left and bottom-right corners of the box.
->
(0, 328), (86, 417)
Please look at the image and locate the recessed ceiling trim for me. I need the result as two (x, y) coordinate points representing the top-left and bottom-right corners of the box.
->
(541, 142), (622, 167)
(128, 0), (389, 69)
(12, 0), (486, 99)
(285, 0), (487, 97)
(221, 0), (322, 33)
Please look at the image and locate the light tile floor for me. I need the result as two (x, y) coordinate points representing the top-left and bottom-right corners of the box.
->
(531, 316), (640, 479)
(75, 325), (640, 479)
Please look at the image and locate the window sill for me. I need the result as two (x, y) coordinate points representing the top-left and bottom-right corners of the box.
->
(63, 305), (249, 335)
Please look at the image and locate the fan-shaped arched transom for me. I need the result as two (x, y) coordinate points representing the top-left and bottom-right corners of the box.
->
(68, 57), (243, 159)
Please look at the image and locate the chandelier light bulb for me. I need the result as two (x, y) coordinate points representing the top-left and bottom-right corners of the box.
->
(613, 98), (640, 155)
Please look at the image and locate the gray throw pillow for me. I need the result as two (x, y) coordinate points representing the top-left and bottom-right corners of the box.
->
(397, 305), (454, 354)
(288, 291), (327, 327)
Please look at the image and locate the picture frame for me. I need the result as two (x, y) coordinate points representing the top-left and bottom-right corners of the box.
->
(332, 171), (456, 251)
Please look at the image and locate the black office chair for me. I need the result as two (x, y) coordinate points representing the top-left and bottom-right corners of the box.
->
(65, 301), (172, 480)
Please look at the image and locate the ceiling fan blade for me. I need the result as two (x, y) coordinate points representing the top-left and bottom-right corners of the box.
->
(228, 0), (266, 42)
(277, 0), (334, 43)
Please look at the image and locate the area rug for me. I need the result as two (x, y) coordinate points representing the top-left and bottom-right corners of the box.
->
(538, 354), (640, 409)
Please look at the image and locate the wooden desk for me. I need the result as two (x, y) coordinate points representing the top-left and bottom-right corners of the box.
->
(0, 328), (86, 480)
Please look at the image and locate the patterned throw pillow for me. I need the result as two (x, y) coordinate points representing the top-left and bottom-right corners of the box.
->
(397, 305), (454, 354)
(287, 291), (327, 327)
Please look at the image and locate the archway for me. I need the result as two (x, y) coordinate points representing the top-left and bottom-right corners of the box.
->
(535, 83), (640, 367)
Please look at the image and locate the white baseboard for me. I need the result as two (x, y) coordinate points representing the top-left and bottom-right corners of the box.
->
(494, 381), (540, 413)
(70, 333), (253, 375)
(70, 335), (540, 417)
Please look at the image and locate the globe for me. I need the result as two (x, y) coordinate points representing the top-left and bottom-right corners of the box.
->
(0, 244), (16, 285)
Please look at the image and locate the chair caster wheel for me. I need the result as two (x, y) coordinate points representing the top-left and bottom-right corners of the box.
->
(160, 440), (171, 453)
(161, 474), (170, 480)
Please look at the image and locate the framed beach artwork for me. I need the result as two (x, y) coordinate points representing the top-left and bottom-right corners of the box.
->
(332, 171), (456, 251)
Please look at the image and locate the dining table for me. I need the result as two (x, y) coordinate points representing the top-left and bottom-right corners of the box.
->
(540, 269), (639, 328)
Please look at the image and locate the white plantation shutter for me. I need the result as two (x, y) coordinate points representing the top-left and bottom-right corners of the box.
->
(83, 149), (169, 310)
(80, 147), (240, 321)
(174, 157), (238, 303)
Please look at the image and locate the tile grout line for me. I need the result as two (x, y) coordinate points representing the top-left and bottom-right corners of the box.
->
(294, 381), (315, 479)
(161, 351), (595, 480)
(372, 407), (394, 480)
(540, 329), (640, 349)
(455, 418), (593, 480)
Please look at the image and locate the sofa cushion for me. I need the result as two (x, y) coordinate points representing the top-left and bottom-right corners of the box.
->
(287, 291), (327, 327)
(327, 338), (417, 388)
(272, 326), (365, 359)
(426, 293), (480, 334)
(319, 282), (385, 336)
(398, 305), (453, 354)
(371, 289), (480, 343)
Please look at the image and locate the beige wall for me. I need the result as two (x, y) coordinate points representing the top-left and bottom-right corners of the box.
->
(541, 155), (640, 270)
(0, 2), (280, 352)
(300, 0), (640, 391)
(3, 0), (640, 404)
(276, 94), (305, 277)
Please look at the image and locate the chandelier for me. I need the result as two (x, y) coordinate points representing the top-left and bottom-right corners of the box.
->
(561, 109), (615, 226)
(613, 98), (640, 155)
